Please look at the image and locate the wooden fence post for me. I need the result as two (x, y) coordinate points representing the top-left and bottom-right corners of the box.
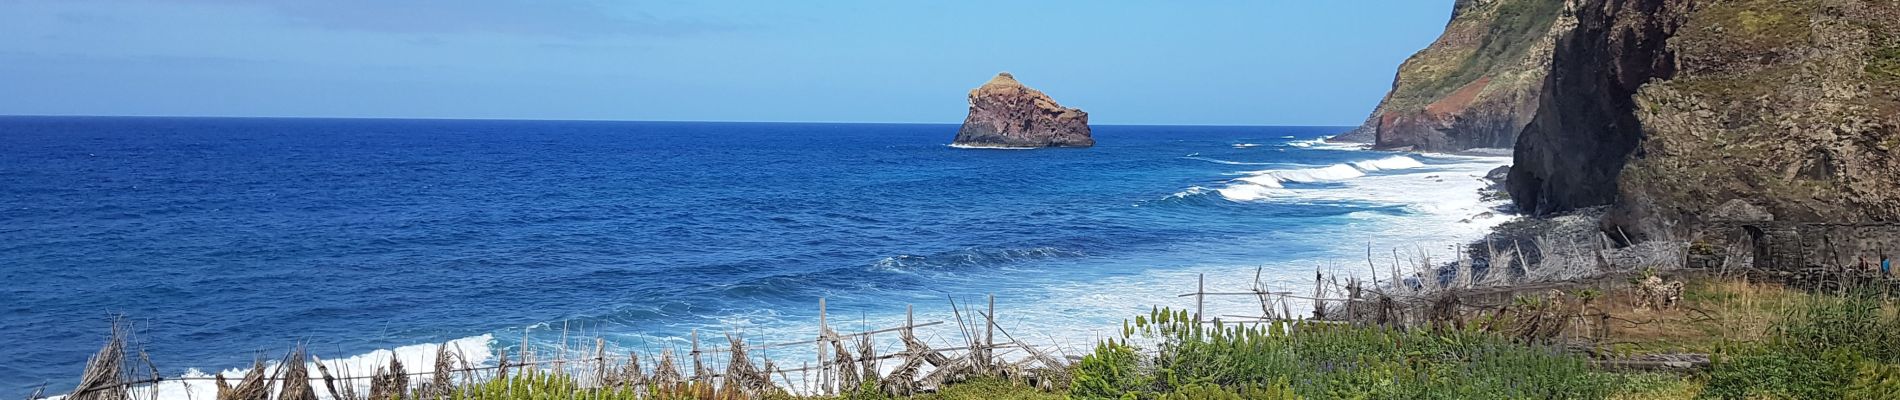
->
(1196, 273), (1206, 322)
(691, 329), (702, 383)
(818, 297), (830, 396)
(986, 294), (995, 370)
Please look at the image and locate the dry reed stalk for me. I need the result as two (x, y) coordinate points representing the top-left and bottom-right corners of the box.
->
(625, 352), (646, 386)
(311, 354), (363, 400)
(417, 343), (455, 399)
(367, 357), (407, 400)
(491, 351), (509, 382)
(823, 328), (859, 392)
(881, 331), (928, 396)
(917, 356), (973, 391)
(68, 321), (127, 400)
(723, 334), (770, 396)
(278, 349), (319, 400)
(855, 333), (877, 384)
(652, 349), (683, 388)
(216, 359), (271, 400)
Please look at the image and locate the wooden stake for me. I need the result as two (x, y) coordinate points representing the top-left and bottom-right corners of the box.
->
(691, 329), (702, 382)
(1196, 273), (1206, 323)
(986, 294), (996, 371)
(1368, 242), (1380, 287)
(818, 297), (829, 395)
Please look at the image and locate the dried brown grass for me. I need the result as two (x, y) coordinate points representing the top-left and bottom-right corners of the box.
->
(67, 321), (126, 400)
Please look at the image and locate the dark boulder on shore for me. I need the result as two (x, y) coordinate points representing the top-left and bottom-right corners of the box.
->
(1485, 165), (1511, 184)
(952, 72), (1093, 148)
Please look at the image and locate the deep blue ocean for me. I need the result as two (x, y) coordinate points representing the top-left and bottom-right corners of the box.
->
(0, 117), (1508, 396)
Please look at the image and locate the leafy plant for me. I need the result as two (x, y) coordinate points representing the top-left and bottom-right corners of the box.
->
(1071, 340), (1151, 399)
(1081, 307), (1618, 399)
(1702, 292), (1900, 399)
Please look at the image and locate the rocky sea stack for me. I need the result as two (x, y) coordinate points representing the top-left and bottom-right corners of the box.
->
(952, 72), (1093, 148)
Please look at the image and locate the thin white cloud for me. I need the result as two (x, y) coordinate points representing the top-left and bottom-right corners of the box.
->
(39, 0), (744, 37)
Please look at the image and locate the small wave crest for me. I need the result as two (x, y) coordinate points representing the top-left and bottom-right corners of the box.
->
(872, 247), (1083, 272)
(1351, 155), (1427, 171)
(1168, 186), (1210, 199)
(1285, 138), (1370, 150)
(1203, 155), (1426, 201)
(1183, 156), (1274, 166)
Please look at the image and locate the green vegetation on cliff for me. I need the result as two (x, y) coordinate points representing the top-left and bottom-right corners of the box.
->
(1612, 0), (1900, 232)
(1510, 0), (1900, 235)
(1390, 0), (1566, 111)
(1346, 0), (1568, 151)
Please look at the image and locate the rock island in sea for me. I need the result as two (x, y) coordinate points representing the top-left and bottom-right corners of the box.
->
(951, 72), (1093, 148)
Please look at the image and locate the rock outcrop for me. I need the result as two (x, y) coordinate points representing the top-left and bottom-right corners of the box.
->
(1509, 0), (1900, 239)
(952, 72), (1093, 148)
(1332, 0), (1574, 152)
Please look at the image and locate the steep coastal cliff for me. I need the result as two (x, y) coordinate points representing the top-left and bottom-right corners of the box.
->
(1334, 0), (1572, 151)
(1510, 0), (1900, 239)
(952, 72), (1093, 148)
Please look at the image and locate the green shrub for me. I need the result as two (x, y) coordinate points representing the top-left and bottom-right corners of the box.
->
(1071, 340), (1153, 399)
(1846, 361), (1900, 400)
(1082, 307), (1618, 399)
(1155, 381), (1300, 400)
(1702, 345), (1860, 399)
(1702, 292), (1900, 399)
(1872, 44), (1900, 81)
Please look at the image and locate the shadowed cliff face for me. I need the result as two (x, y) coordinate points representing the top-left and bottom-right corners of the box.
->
(952, 72), (1093, 148)
(1511, 0), (1900, 238)
(1335, 0), (1572, 152)
(1508, 0), (1684, 217)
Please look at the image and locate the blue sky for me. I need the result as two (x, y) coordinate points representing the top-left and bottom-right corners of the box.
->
(0, 1), (1454, 125)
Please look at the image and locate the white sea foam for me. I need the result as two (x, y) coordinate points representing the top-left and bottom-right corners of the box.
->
(60, 335), (495, 400)
(1183, 156), (1275, 166)
(1232, 143), (1260, 148)
(987, 151), (1517, 354)
(1264, 163), (1368, 183)
(1286, 137), (1370, 150)
(1169, 186), (1210, 199)
(1350, 155), (1427, 171)
(946, 143), (1038, 150)
(1211, 156), (1426, 201)
(1215, 184), (1284, 201)
(706, 149), (1518, 390)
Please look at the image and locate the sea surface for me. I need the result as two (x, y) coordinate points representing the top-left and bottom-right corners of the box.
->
(0, 117), (1508, 396)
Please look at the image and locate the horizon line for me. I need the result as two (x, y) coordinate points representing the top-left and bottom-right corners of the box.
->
(0, 113), (1359, 128)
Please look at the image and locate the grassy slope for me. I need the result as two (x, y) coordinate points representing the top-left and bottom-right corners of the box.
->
(927, 275), (1895, 400)
(1382, 0), (1564, 113)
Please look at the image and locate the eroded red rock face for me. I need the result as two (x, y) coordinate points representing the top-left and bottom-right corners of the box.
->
(952, 72), (1093, 148)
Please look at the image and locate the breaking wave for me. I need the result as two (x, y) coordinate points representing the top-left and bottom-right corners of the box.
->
(1183, 156), (1276, 166)
(872, 246), (1085, 272)
(1210, 156), (1425, 200)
